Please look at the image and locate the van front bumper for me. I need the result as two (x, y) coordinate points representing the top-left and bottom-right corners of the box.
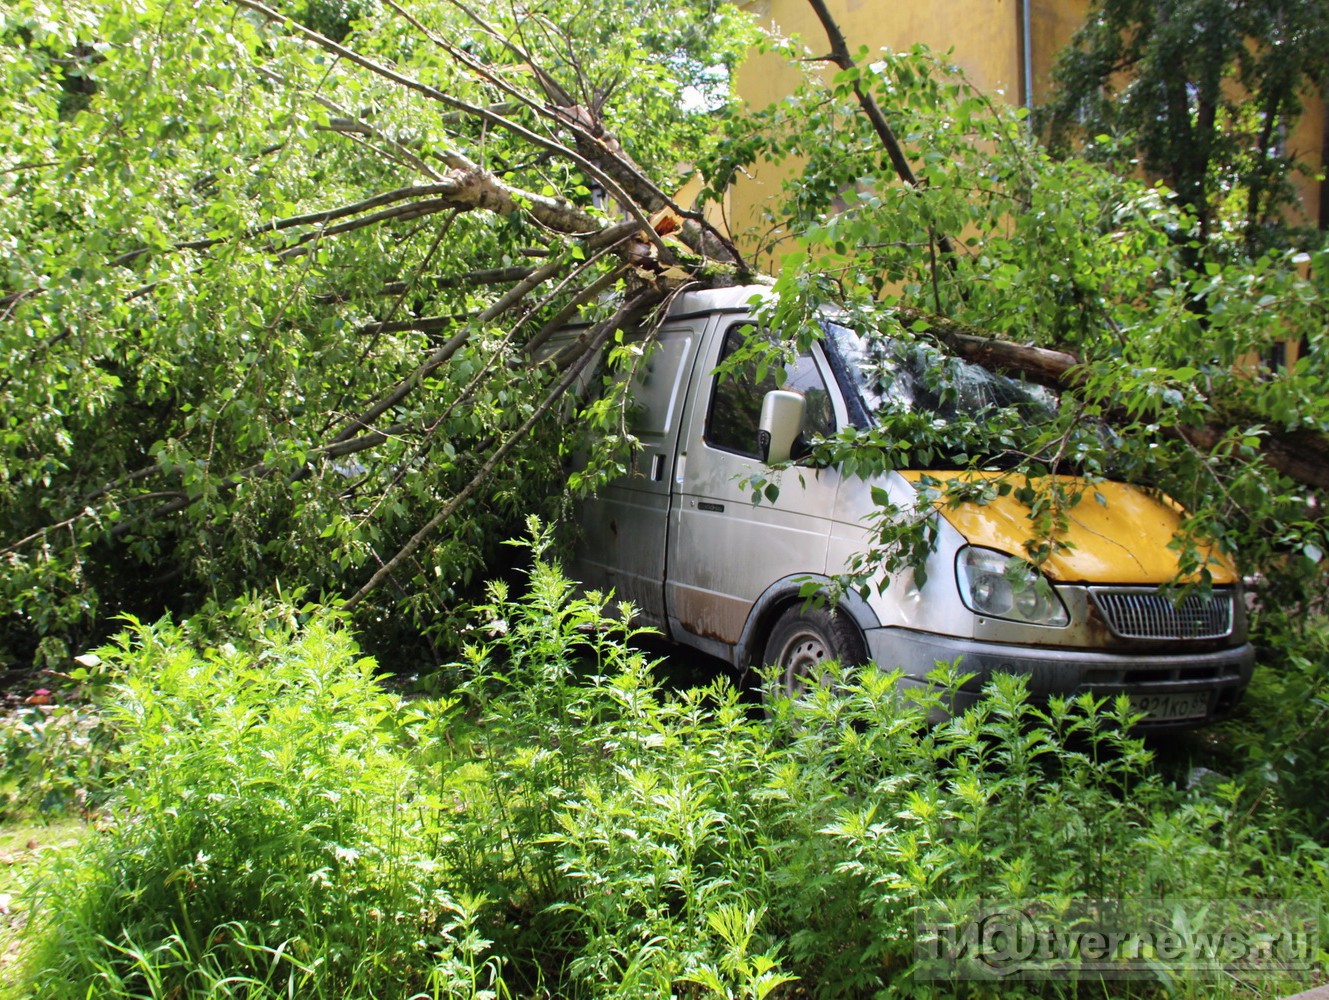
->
(865, 627), (1254, 728)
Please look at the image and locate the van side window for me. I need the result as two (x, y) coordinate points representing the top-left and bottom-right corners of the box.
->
(706, 324), (835, 459)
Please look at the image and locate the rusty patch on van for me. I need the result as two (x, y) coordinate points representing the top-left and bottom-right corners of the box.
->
(672, 588), (746, 646)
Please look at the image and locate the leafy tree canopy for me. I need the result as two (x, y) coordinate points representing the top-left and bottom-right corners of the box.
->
(0, 0), (756, 666)
(1, 0), (1325, 670)
(702, 22), (1327, 605)
(1043, 0), (1329, 253)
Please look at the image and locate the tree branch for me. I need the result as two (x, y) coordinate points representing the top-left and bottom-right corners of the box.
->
(897, 306), (1329, 490)
(321, 224), (637, 448)
(230, 0), (666, 255)
(803, 0), (961, 271)
(340, 286), (664, 610)
(429, 0), (745, 267)
(111, 183), (460, 266)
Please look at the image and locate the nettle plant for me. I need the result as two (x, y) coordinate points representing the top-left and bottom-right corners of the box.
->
(20, 607), (453, 999)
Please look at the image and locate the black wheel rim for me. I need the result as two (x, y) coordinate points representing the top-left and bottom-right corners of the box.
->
(776, 627), (831, 693)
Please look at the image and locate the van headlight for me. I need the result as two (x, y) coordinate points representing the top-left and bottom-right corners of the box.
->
(956, 546), (1070, 627)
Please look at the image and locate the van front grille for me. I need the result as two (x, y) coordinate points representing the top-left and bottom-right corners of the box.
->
(1090, 588), (1234, 640)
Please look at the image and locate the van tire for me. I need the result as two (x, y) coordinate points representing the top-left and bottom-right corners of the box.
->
(762, 605), (867, 697)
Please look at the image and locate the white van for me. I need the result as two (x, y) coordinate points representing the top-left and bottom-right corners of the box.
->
(568, 285), (1253, 728)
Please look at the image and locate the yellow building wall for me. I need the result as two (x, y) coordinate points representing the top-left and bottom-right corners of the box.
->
(729, 0), (1324, 263)
(730, 0), (1084, 261)
(1286, 89), (1325, 232)
(1028, 0), (1087, 103)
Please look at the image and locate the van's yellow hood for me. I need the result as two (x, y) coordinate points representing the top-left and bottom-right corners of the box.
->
(899, 471), (1238, 585)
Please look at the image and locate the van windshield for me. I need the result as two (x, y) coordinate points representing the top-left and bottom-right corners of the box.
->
(823, 320), (1069, 468)
(826, 321), (1057, 421)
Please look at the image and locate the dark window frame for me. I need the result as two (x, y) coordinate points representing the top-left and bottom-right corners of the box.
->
(703, 322), (835, 461)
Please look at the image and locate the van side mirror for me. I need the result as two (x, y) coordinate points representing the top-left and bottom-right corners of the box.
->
(758, 390), (805, 464)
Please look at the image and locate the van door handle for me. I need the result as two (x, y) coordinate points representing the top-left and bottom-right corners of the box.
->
(650, 454), (665, 482)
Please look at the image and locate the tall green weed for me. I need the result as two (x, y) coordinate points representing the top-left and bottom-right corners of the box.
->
(18, 606), (492, 1000)
(12, 534), (1325, 998)
(1215, 610), (1329, 841)
(412, 529), (792, 994)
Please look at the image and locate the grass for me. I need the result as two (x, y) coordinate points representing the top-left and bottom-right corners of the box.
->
(0, 817), (88, 997)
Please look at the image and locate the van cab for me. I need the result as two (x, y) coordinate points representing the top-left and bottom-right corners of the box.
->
(569, 285), (1253, 728)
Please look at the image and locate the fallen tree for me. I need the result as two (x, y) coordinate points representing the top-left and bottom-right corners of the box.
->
(0, 0), (1325, 665)
(893, 308), (1329, 492)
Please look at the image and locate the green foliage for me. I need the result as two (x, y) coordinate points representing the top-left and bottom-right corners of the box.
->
(407, 519), (794, 993)
(1211, 610), (1329, 841)
(0, 697), (109, 820)
(1043, 0), (1329, 251)
(705, 44), (1328, 603)
(0, 0), (758, 666)
(288, 0), (374, 42)
(19, 604), (492, 999)
(17, 545), (1322, 998)
(0, 650), (119, 821)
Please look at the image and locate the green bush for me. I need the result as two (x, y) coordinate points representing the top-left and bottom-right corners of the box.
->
(1215, 611), (1329, 841)
(410, 529), (793, 994)
(758, 666), (1323, 997)
(0, 698), (110, 820)
(413, 531), (1324, 998)
(14, 538), (1325, 998)
(18, 605), (495, 1000)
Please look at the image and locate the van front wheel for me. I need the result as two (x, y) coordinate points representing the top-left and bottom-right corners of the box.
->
(762, 606), (867, 697)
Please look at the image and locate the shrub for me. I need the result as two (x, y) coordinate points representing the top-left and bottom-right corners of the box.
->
(18, 605), (493, 1000)
(13, 541), (1324, 999)
(767, 666), (1323, 997)
(416, 532), (1325, 998)
(410, 524), (793, 994)
(0, 698), (110, 820)
(1215, 611), (1329, 841)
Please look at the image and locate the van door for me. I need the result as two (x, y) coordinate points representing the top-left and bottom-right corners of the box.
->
(574, 319), (705, 626)
(666, 319), (842, 657)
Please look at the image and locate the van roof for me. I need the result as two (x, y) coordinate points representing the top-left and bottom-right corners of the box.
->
(664, 282), (771, 319)
(554, 283), (773, 333)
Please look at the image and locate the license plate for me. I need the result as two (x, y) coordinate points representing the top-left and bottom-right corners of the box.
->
(1129, 692), (1212, 722)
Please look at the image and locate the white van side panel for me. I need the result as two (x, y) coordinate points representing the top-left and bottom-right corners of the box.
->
(573, 320), (705, 625)
(665, 316), (838, 651)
